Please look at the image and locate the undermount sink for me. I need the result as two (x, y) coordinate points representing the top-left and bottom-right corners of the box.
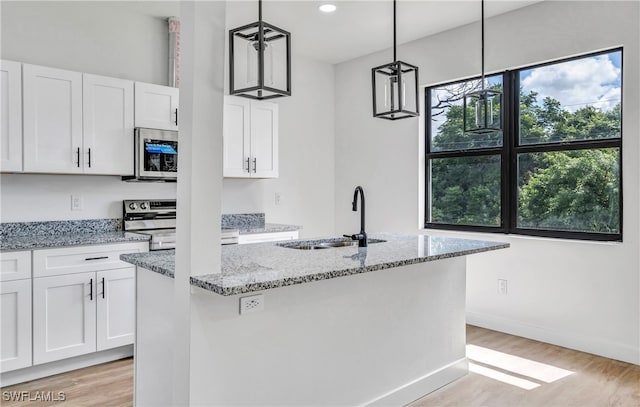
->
(277, 238), (386, 250)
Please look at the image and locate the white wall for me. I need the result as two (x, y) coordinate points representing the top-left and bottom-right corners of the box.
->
(0, 1), (178, 222)
(222, 54), (336, 237)
(334, 1), (640, 364)
(0, 174), (175, 222)
(0, 1), (178, 85)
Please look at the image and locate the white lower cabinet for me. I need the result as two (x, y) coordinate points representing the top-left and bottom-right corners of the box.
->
(33, 267), (137, 365)
(96, 267), (135, 351)
(33, 273), (97, 364)
(1, 279), (32, 372)
(30, 242), (146, 366)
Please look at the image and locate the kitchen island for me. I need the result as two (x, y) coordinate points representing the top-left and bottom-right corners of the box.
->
(122, 233), (508, 406)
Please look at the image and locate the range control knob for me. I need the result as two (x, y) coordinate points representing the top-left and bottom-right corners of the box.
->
(140, 202), (148, 210)
(128, 202), (138, 211)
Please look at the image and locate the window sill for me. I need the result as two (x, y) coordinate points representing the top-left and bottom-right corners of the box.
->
(419, 228), (623, 246)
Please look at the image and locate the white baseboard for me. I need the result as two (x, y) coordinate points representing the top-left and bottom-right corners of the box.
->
(467, 311), (639, 365)
(1, 345), (133, 387)
(363, 358), (468, 407)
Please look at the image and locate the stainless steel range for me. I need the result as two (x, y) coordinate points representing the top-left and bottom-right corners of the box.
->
(123, 199), (239, 250)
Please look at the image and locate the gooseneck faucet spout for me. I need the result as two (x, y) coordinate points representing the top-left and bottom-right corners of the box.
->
(344, 186), (368, 247)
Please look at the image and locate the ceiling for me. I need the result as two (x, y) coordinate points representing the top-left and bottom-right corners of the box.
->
(225, 0), (543, 64)
(119, 1), (543, 65)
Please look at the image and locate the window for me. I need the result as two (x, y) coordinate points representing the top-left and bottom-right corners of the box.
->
(425, 49), (622, 241)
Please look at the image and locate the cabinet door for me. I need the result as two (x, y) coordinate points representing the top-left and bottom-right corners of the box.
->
(96, 267), (135, 351)
(250, 100), (278, 178)
(223, 96), (251, 178)
(134, 82), (179, 131)
(0, 60), (23, 172)
(1, 279), (32, 372)
(33, 273), (97, 364)
(83, 74), (134, 175)
(23, 64), (83, 173)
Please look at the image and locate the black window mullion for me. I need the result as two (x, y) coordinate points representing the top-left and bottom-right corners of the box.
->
(505, 70), (517, 233)
(428, 147), (503, 159)
(514, 139), (621, 154)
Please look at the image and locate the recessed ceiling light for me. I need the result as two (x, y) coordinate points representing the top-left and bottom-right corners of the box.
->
(319, 4), (337, 13)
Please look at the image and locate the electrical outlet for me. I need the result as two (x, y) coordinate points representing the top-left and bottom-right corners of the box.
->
(498, 279), (508, 295)
(240, 294), (264, 315)
(71, 195), (83, 211)
(275, 192), (282, 206)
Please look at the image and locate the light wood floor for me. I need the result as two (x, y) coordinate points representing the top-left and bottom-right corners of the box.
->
(410, 325), (640, 407)
(2, 325), (638, 406)
(1, 358), (133, 407)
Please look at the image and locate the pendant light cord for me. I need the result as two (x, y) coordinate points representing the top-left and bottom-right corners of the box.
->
(481, 0), (485, 89)
(259, 0), (262, 22)
(393, 0), (397, 62)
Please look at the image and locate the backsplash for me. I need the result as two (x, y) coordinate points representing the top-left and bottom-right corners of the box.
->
(221, 213), (265, 229)
(0, 218), (122, 238)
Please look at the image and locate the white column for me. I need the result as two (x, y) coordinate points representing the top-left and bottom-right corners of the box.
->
(174, 1), (226, 405)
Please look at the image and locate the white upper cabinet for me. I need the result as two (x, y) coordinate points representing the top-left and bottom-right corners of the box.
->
(23, 64), (83, 173)
(223, 97), (251, 177)
(0, 60), (23, 172)
(83, 74), (134, 175)
(223, 95), (278, 178)
(250, 101), (278, 178)
(134, 82), (179, 131)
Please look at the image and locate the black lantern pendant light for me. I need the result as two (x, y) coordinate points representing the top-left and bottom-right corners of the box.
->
(463, 0), (502, 134)
(229, 0), (291, 99)
(372, 0), (419, 120)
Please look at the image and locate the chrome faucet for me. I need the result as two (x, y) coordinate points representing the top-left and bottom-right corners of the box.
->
(344, 186), (368, 247)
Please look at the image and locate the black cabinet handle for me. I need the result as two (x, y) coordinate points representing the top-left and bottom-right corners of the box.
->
(89, 278), (93, 301)
(76, 147), (80, 167)
(101, 277), (105, 299)
(88, 148), (91, 168)
(85, 256), (108, 261)
(246, 157), (251, 173)
(174, 108), (178, 126)
(253, 158), (257, 173)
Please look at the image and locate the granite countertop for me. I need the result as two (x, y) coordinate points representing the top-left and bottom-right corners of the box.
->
(1, 231), (150, 251)
(222, 213), (300, 235)
(121, 233), (509, 296)
(0, 219), (149, 251)
(238, 223), (301, 235)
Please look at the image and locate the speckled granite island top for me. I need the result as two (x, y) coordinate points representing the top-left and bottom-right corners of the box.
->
(121, 234), (508, 296)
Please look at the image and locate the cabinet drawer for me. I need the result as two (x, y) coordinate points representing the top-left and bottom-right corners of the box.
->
(0, 251), (32, 281)
(33, 242), (148, 277)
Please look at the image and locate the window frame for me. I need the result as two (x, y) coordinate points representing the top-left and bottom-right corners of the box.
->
(425, 48), (623, 242)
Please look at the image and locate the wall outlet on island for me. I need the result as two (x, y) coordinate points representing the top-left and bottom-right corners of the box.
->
(240, 294), (264, 315)
(71, 195), (83, 211)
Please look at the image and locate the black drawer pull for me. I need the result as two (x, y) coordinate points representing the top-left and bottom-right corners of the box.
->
(85, 256), (109, 261)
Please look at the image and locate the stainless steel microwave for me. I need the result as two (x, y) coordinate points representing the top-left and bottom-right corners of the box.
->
(123, 128), (178, 182)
